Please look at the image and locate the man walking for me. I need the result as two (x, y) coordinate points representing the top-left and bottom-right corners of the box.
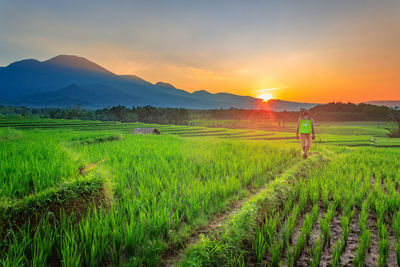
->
(296, 110), (315, 159)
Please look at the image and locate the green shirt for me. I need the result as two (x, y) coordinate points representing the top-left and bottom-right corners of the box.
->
(298, 118), (313, 134)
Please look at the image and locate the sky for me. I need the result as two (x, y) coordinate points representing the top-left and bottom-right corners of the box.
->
(0, 0), (399, 103)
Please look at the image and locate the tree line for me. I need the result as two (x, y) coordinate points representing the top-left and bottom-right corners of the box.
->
(0, 105), (190, 125)
(0, 102), (399, 124)
(191, 102), (399, 122)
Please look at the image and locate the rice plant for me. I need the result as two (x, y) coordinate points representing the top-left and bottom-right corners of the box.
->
(377, 221), (389, 267)
(0, 229), (31, 267)
(3, 118), (400, 266)
(286, 203), (319, 266)
(353, 230), (372, 266)
(320, 204), (336, 245)
(253, 230), (268, 264)
(58, 215), (82, 267)
(309, 236), (323, 267)
(30, 220), (56, 267)
(78, 207), (111, 267)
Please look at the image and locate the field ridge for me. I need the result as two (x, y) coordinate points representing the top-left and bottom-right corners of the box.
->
(174, 153), (328, 266)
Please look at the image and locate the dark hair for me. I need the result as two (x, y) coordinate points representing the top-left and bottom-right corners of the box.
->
(303, 110), (310, 116)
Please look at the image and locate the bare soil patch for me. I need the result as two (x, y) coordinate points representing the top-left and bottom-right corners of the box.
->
(79, 159), (106, 175)
(364, 212), (379, 266)
(387, 226), (397, 266)
(339, 210), (360, 267)
(296, 204), (326, 266)
(318, 212), (343, 266)
(278, 203), (313, 266)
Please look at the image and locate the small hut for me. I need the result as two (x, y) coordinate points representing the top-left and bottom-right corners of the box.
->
(131, 128), (161, 135)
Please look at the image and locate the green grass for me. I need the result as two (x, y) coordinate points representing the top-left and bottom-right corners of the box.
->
(1, 117), (400, 266)
(0, 131), (82, 199)
(0, 118), (301, 265)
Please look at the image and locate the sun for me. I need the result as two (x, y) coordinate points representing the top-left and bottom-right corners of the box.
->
(258, 93), (273, 102)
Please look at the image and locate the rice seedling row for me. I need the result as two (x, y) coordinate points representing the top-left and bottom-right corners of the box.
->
(2, 118), (400, 266)
(205, 148), (400, 266)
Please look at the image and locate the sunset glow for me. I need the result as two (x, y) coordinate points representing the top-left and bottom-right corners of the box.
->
(259, 94), (274, 102)
(0, 1), (399, 103)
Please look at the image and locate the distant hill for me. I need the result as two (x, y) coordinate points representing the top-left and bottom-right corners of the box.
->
(262, 99), (316, 112)
(0, 55), (316, 111)
(366, 101), (400, 108)
(309, 102), (396, 121)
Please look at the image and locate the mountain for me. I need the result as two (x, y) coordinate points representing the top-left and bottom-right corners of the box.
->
(17, 84), (149, 108)
(0, 55), (317, 111)
(155, 81), (176, 89)
(366, 101), (400, 108)
(45, 55), (113, 74)
(0, 55), (118, 100)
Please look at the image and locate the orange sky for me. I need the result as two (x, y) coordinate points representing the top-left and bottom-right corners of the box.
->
(84, 6), (400, 104)
(1, 1), (399, 103)
(92, 32), (400, 103)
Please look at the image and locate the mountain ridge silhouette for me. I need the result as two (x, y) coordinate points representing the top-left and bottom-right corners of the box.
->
(0, 55), (318, 110)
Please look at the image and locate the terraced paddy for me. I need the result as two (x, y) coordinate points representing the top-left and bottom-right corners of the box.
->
(0, 117), (400, 266)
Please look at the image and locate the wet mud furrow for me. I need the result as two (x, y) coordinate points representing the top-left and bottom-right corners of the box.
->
(339, 210), (360, 267)
(319, 212), (343, 266)
(296, 205), (326, 267)
(387, 227), (397, 266)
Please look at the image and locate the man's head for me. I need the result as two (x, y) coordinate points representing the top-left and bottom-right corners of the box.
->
(303, 110), (310, 117)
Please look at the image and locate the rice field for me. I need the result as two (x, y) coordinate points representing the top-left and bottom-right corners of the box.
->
(252, 148), (400, 266)
(0, 117), (399, 266)
(183, 148), (400, 266)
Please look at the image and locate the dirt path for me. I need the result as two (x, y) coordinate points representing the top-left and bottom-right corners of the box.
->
(78, 158), (106, 175)
(163, 155), (325, 266)
(162, 187), (260, 266)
